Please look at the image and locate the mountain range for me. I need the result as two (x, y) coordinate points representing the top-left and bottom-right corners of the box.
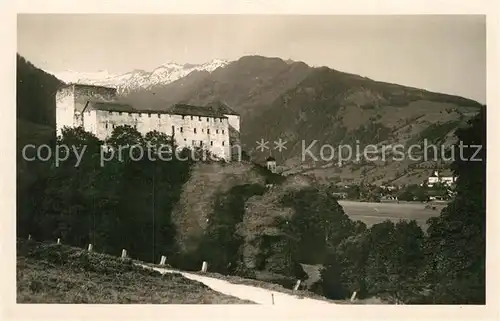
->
(47, 59), (229, 93)
(19, 54), (483, 186)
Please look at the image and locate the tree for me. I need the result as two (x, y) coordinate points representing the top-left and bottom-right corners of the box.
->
(364, 220), (425, 303)
(317, 251), (349, 299)
(332, 230), (370, 299)
(346, 185), (361, 200)
(281, 187), (356, 264)
(424, 110), (485, 304)
(106, 124), (144, 149)
(20, 125), (192, 263)
(24, 127), (103, 247)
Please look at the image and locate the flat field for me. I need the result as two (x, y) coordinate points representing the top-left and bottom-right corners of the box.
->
(338, 200), (445, 229)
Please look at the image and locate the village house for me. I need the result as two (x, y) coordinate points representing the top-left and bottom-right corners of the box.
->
(266, 156), (277, 173)
(426, 170), (457, 187)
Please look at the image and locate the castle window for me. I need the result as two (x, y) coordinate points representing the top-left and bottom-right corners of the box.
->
(158, 114), (161, 118)
(105, 122), (108, 129)
(202, 129), (204, 133)
(207, 129), (210, 134)
(200, 141), (203, 146)
(199, 116), (202, 121)
(148, 113), (151, 118)
(210, 141), (213, 146)
(182, 115), (185, 120)
(112, 124), (115, 129)
(184, 138), (187, 142)
(222, 130), (225, 134)
(222, 141), (225, 146)
(207, 118), (209, 122)
(194, 128), (197, 134)
(180, 127), (183, 133)
(216, 129), (219, 134)
(191, 116), (193, 120)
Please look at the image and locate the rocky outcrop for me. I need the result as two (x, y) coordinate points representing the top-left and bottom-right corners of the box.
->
(171, 161), (266, 254)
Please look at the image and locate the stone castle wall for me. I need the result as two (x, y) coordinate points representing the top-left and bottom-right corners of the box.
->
(93, 110), (231, 159)
(56, 84), (238, 160)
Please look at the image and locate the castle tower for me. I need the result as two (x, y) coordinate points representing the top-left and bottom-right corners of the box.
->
(56, 83), (117, 137)
(205, 101), (240, 161)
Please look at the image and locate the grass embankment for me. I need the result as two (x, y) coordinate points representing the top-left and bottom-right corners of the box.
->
(16, 239), (253, 304)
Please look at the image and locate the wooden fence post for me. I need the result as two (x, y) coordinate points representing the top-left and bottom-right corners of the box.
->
(57, 238), (61, 244)
(201, 261), (208, 272)
(121, 249), (127, 258)
(293, 280), (301, 291)
(88, 244), (93, 252)
(159, 255), (166, 265)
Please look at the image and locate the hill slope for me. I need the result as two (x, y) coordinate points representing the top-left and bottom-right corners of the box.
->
(17, 239), (252, 303)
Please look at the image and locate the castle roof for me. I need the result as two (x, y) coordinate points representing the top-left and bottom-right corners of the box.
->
(87, 100), (228, 118)
(205, 100), (239, 116)
(168, 104), (228, 118)
(65, 83), (118, 92)
(64, 83), (235, 118)
(88, 101), (136, 113)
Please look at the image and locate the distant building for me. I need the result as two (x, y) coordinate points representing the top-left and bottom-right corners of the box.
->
(380, 185), (397, 191)
(331, 192), (348, 199)
(427, 170), (456, 187)
(381, 195), (398, 201)
(56, 83), (240, 160)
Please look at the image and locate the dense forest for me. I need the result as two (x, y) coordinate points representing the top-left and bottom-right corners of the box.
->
(17, 54), (486, 304)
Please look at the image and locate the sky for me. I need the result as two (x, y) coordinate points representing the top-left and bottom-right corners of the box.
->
(17, 14), (486, 103)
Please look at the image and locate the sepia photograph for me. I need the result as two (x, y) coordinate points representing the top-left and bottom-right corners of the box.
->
(13, 12), (487, 309)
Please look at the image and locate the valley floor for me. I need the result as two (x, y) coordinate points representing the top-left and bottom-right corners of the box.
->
(339, 200), (445, 229)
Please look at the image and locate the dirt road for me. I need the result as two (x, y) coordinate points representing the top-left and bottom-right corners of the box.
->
(138, 264), (333, 306)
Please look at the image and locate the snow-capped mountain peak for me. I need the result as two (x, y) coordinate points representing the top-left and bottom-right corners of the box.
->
(48, 59), (230, 93)
(48, 69), (118, 85)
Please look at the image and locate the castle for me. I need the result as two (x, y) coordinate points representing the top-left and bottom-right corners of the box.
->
(56, 83), (240, 160)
